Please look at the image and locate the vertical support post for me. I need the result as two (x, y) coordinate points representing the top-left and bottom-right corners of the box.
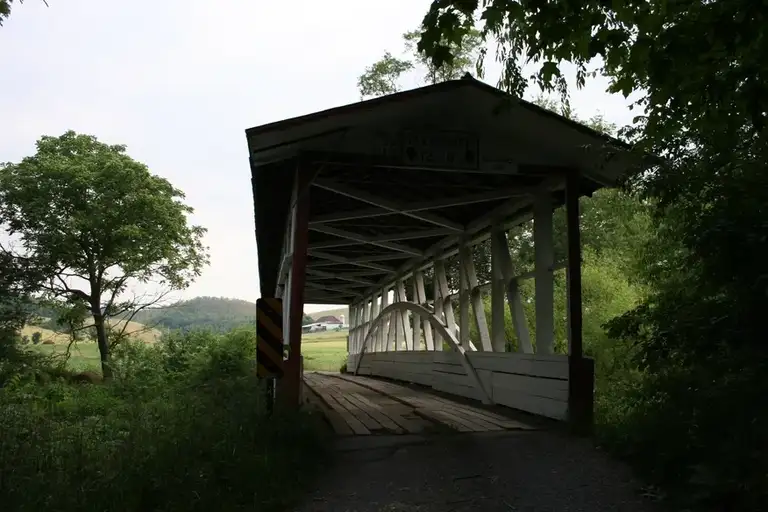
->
(491, 230), (533, 353)
(411, 279), (422, 349)
(435, 259), (456, 348)
(565, 170), (593, 434)
(380, 287), (390, 351)
(362, 299), (370, 350)
(461, 244), (492, 351)
(490, 227), (507, 352)
(387, 290), (397, 351)
(395, 279), (413, 350)
(370, 294), (380, 353)
(458, 243), (470, 350)
(432, 264), (444, 351)
(281, 164), (311, 408)
(414, 270), (434, 350)
(534, 190), (555, 354)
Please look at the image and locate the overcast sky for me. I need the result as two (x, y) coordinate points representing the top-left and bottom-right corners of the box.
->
(0, 0), (635, 313)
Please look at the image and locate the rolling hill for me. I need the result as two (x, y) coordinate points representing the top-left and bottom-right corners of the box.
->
(25, 297), (350, 339)
(310, 307), (349, 322)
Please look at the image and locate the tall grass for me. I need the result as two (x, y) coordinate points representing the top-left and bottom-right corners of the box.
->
(0, 327), (329, 512)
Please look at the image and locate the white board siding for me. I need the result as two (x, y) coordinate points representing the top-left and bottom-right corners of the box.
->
(349, 351), (573, 421)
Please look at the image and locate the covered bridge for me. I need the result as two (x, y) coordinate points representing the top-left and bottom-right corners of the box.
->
(246, 75), (634, 430)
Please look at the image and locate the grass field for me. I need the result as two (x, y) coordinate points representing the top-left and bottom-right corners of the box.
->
(32, 342), (102, 372)
(301, 330), (348, 372)
(25, 328), (349, 374)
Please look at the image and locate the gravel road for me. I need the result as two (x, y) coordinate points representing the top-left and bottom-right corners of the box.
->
(297, 430), (659, 512)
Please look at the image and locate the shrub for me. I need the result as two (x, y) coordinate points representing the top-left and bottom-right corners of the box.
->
(0, 328), (329, 511)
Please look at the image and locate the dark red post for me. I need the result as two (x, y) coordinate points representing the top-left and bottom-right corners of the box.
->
(278, 162), (312, 408)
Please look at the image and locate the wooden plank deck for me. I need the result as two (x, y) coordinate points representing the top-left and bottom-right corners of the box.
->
(304, 372), (535, 436)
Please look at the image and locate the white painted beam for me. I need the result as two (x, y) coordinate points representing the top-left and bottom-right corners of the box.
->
(305, 267), (374, 286)
(395, 279), (413, 350)
(491, 230), (534, 354)
(435, 259), (458, 346)
(313, 178), (464, 232)
(310, 224), (423, 256)
(309, 187), (535, 225)
(461, 244), (492, 351)
(305, 281), (362, 297)
(361, 176), (565, 298)
(432, 265), (444, 351)
(411, 279), (422, 349)
(490, 228), (507, 352)
(379, 286), (390, 351)
(458, 244), (471, 350)
(309, 227), (455, 250)
(308, 250), (399, 272)
(414, 270), (434, 350)
(368, 294), (380, 352)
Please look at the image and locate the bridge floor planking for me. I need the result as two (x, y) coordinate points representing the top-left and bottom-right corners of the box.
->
(303, 372), (535, 435)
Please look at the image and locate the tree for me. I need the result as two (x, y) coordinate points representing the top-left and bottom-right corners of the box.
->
(0, 0), (47, 27)
(30, 331), (41, 345)
(417, 2), (768, 507)
(302, 313), (314, 326)
(357, 27), (483, 99)
(357, 52), (414, 99)
(0, 131), (208, 378)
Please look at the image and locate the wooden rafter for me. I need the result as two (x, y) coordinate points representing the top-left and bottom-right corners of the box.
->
(313, 178), (464, 232)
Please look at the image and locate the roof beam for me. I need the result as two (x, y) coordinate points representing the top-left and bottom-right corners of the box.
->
(305, 281), (363, 297)
(310, 224), (423, 256)
(309, 187), (535, 225)
(308, 250), (399, 272)
(361, 175), (566, 297)
(304, 292), (352, 304)
(306, 267), (375, 286)
(313, 178), (463, 232)
(308, 227), (454, 250)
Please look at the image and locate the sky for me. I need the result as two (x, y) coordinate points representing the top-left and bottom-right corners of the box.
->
(0, 0), (636, 313)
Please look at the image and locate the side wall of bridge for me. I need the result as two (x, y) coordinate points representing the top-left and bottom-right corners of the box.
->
(349, 351), (570, 420)
(346, 171), (594, 428)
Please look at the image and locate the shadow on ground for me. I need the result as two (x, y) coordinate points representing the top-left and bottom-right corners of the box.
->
(297, 430), (659, 512)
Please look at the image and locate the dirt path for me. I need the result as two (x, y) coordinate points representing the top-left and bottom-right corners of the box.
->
(298, 418), (658, 512)
(296, 377), (657, 512)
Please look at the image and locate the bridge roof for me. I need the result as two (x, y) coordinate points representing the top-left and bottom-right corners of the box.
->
(246, 76), (637, 304)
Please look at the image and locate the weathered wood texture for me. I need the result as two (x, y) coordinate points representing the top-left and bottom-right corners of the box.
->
(304, 372), (533, 435)
(349, 351), (572, 420)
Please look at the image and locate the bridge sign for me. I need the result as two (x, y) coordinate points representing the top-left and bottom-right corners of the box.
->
(256, 298), (284, 378)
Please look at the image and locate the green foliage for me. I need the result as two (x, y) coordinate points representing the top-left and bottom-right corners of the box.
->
(0, 131), (209, 376)
(0, 328), (328, 511)
(417, 1), (768, 507)
(0, 0), (12, 25)
(357, 52), (414, 98)
(357, 27), (482, 99)
(134, 296), (255, 334)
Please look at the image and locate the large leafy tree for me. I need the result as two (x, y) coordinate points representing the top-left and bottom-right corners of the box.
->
(357, 28), (482, 99)
(417, 1), (768, 507)
(0, 131), (208, 378)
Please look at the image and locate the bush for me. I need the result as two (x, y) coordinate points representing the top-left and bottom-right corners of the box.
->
(0, 328), (329, 511)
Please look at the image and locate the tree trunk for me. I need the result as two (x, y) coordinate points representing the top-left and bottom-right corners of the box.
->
(93, 314), (112, 380)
